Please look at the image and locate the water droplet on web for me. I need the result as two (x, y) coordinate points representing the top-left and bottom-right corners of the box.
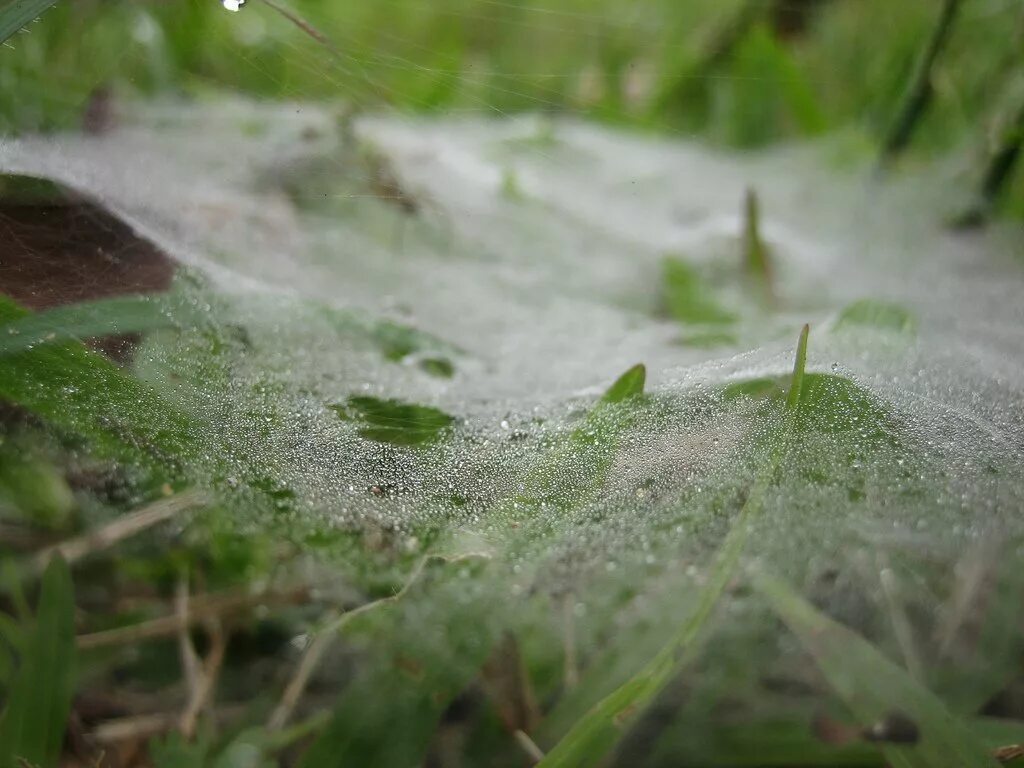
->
(222, 0), (246, 10)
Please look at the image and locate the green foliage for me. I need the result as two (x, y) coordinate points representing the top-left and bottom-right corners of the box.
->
(600, 363), (646, 405)
(2, 2), (1023, 762)
(835, 299), (917, 335)
(757, 574), (1000, 768)
(0, 295), (196, 482)
(331, 396), (456, 446)
(0, 0), (58, 45)
(150, 733), (211, 768)
(514, 363), (647, 517)
(312, 306), (460, 378)
(0, 294), (193, 356)
(0, 445), (73, 529)
(786, 324), (809, 410)
(660, 257), (736, 326)
(299, 569), (496, 768)
(0, 555), (76, 768)
(538, 326), (810, 767)
(718, 24), (827, 147)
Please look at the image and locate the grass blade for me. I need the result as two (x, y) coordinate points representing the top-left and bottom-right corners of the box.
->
(600, 364), (646, 405)
(0, 0), (58, 45)
(0, 295), (188, 357)
(743, 188), (773, 298)
(785, 323), (809, 411)
(756, 574), (1000, 768)
(538, 326), (811, 767)
(0, 296), (197, 475)
(879, 0), (962, 164)
(0, 555), (76, 768)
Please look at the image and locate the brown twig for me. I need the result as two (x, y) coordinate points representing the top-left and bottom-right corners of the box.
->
(179, 618), (228, 739)
(266, 557), (434, 730)
(77, 585), (312, 650)
(258, 0), (340, 57)
(90, 706), (249, 745)
(175, 574), (201, 694)
(267, 553), (490, 730)
(32, 490), (205, 574)
(877, 560), (923, 681)
(266, 622), (335, 731)
(514, 730), (546, 764)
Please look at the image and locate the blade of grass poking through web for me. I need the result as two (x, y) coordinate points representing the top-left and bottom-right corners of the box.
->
(0, 295), (194, 356)
(743, 188), (773, 299)
(0, 0), (59, 45)
(601, 363), (646, 404)
(0, 555), (76, 768)
(756, 574), (1000, 768)
(785, 324), (808, 411)
(538, 326), (810, 768)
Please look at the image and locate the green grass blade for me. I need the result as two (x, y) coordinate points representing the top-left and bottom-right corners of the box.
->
(743, 188), (773, 296)
(756, 574), (1000, 768)
(600, 363), (646, 404)
(0, 0), (59, 44)
(538, 326), (811, 768)
(0, 555), (76, 768)
(537, 472), (763, 767)
(0, 296), (197, 476)
(785, 323), (809, 411)
(0, 295), (189, 357)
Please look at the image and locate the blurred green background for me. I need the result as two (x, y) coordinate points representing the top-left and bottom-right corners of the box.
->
(3, 0), (1023, 168)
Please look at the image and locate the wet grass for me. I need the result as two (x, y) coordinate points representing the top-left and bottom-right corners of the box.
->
(2, 2), (1024, 767)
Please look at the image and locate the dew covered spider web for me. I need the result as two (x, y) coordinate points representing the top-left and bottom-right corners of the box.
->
(2, 1), (1024, 763)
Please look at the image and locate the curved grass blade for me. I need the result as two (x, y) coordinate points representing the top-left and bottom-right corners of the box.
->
(0, 295), (190, 357)
(601, 363), (646, 405)
(0, 555), (76, 768)
(0, 0), (58, 45)
(538, 326), (810, 768)
(756, 574), (1000, 768)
